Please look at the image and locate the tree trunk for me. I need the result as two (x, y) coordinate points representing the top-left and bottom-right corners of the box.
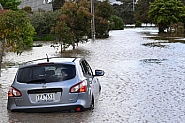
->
(59, 38), (63, 54)
(0, 38), (6, 77)
(72, 41), (75, 50)
(158, 24), (165, 33)
(60, 42), (63, 54)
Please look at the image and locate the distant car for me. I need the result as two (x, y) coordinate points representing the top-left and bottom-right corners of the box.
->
(7, 57), (104, 112)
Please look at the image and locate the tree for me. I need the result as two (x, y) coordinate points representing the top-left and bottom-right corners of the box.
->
(51, 21), (74, 52)
(95, 17), (110, 38)
(0, 0), (21, 10)
(54, 0), (91, 50)
(95, 0), (113, 20)
(112, 0), (135, 24)
(111, 15), (124, 30)
(95, 0), (113, 38)
(148, 0), (185, 33)
(135, 0), (154, 24)
(0, 10), (35, 76)
(30, 10), (62, 36)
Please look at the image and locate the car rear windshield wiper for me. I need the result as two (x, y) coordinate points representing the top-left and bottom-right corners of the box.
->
(26, 79), (46, 84)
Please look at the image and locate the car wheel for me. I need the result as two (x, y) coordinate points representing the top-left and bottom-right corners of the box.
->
(90, 97), (94, 110)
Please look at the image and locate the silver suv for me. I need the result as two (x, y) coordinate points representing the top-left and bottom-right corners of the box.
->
(7, 57), (104, 112)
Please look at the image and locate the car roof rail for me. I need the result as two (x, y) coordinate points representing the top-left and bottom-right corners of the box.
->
(72, 57), (78, 62)
(19, 57), (80, 67)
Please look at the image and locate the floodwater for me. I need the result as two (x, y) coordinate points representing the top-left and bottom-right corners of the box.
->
(1, 27), (185, 123)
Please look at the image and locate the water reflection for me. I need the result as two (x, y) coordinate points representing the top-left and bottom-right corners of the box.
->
(7, 111), (94, 123)
(142, 31), (185, 44)
(142, 42), (168, 48)
(140, 59), (167, 64)
(57, 48), (91, 58)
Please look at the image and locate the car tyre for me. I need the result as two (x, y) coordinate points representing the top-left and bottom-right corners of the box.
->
(90, 97), (94, 110)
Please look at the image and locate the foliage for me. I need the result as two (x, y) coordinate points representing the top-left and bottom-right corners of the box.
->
(51, 21), (74, 51)
(0, 10), (35, 54)
(0, 9), (35, 76)
(134, 0), (154, 24)
(148, 0), (185, 33)
(95, 17), (110, 38)
(110, 15), (124, 30)
(135, 20), (142, 27)
(33, 35), (54, 41)
(21, 6), (33, 14)
(53, 0), (91, 49)
(95, 0), (113, 20)
(95, 0), (113, 38)
(0, 0), (21, 10)
(30, 10), (62, 35)
(112, 0), (135, 24)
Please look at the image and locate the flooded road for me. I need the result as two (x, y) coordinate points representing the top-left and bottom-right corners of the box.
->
(1, 27), (185, 123)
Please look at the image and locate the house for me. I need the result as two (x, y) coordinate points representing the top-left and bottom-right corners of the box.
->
(18, 0), (53, 11)
(110, 0), (138, 5)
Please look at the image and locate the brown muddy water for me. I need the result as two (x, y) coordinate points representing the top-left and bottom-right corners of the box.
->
(1, 27), (185, 123)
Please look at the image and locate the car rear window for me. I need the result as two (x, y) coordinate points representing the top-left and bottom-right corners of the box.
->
(17, 64), (76, 83)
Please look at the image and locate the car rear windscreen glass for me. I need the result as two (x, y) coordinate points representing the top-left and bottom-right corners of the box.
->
(17, 64), (76, 83)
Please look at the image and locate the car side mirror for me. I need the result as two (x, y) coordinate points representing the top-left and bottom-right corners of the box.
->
(94, 70), (104, 76)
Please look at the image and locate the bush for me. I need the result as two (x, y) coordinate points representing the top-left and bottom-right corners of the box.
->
(33, 36), (41, 41)
(111, 15), (124, 30)
(135, 20), (142, 27)
(42, 35), (54, 41)
(33, 35), (54, 41)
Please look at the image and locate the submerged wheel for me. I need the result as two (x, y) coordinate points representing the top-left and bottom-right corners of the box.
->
(90, 97), (94, 110)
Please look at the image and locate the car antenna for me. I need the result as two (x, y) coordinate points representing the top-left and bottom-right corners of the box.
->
(46, 54), (49, 62)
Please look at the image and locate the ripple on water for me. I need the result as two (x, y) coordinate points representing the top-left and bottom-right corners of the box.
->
(1, 28), (185, 122)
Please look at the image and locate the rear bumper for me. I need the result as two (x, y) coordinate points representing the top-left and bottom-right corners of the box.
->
(9, 105), (85, 113)
(7, 98), (91, 113)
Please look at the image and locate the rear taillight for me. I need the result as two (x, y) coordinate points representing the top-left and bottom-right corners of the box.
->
(70, 80), (87, 93)
(8, 87), (22, 97)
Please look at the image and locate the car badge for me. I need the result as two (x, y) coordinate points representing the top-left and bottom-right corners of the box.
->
(42, 83), (47, 89)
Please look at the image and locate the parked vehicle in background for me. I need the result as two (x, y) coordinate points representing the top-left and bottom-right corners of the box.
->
(7, 57), (104, 112)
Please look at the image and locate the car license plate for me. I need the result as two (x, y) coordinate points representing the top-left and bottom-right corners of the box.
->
(36, 93), (55, 102)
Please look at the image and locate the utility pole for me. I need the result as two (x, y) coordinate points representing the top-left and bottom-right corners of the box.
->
(91, 0), (95, 41)
(0, 2), (4, 77)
